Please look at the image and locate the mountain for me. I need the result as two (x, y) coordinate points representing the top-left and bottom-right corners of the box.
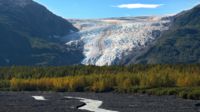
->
(66, 4), (200, 66)
(0, 0), (83, 66)
(134, 4), (200, 64)
(0, 0), (199, 66)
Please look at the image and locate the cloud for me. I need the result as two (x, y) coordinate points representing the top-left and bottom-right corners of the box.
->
(114, 3), (163, 9)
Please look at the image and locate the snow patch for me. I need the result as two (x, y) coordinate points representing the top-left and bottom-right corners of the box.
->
(32, 96), (47, 101)
(66, 96), (118, 112)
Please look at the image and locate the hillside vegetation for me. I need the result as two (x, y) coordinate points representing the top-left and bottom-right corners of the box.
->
(0, 65), (200, 100)
(136, 4), (200, 64)
(0, 0), (82, 66)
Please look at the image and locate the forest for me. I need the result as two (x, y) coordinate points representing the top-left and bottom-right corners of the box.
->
(0, 64), (200, 100)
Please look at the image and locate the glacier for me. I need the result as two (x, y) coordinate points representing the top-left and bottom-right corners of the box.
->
(65, 16), (171, 66)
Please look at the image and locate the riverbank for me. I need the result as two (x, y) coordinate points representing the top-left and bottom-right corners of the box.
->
(0, 92), (199, 112)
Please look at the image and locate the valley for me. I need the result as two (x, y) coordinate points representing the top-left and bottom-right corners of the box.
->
(0, 1), (199, 112)
(0, 0), (200, 112)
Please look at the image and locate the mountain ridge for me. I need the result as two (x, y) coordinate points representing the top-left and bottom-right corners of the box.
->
(0, 0), (83, 66)
(134, 4), (200, 64)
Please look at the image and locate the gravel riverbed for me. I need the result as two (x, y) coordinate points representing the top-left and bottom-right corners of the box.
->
(0, 92), (199, 112)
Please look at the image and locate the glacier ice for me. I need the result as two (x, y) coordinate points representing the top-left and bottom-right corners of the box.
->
(65, 17), (171, 66)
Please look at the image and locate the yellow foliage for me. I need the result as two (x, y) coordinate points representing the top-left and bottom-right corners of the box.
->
(8, 67), (200, 92)
(177, 74), (200, 87)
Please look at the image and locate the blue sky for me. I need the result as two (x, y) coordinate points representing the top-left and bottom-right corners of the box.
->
(34, 0), (200, 19)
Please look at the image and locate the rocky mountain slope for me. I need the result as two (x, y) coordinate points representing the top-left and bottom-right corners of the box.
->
(134, 4), (200, 64)
(0, 0), (83, 66)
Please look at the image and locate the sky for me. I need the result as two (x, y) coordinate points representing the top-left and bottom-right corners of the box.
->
(34, 0), (200, 19)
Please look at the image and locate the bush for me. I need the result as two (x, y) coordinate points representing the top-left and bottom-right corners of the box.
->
(91, 78), (114, 92)
(176, 74), (200, 87)
(68, 76), (87, 92)
(0, 80), (10, 90)
(187, 90), (200, 100)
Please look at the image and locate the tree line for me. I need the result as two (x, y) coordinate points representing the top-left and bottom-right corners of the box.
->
(0, 64), (200, 99)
